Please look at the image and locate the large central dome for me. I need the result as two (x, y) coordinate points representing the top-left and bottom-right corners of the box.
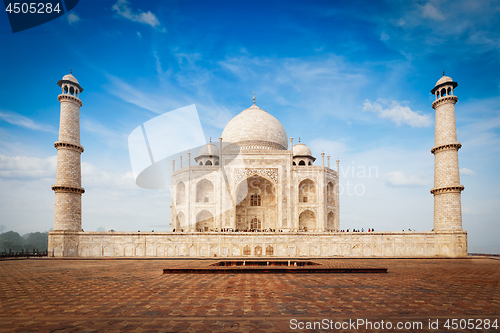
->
(221, 103), (288, 150)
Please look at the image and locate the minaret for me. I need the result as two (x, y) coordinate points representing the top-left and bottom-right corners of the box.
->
(52, 71), (85, 233)
(430, 72), (464, 232)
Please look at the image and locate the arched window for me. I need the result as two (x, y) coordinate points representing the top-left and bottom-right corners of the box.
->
(214, 161), (219, 165)
(205, 160), (212, 165)
(299, 160), (305, 166)
(293, 161), (296, 165)
(196, 179), (214, 203)
(64, 85), (68, 94)
(176, 182), (185, 205)
(447, 87), (451, 95)
(327, 182), (335, 205)
(327, 212), (335, 231)
(251, 218), (261, 230)
(250, 194), (261, 206)
(69, 86), (75, 95)
(176, 212), (185, 229)
(266, 245), (274, 255)
(441, 88), (446, 97)
(243, 245), (251, 255)
(308, 161), (312, 165)
(199, 161), (203, 165)
(299, 179), (316, 203)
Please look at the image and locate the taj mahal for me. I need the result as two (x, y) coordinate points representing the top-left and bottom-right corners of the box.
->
(171, 95), (339, 234)
(48, 71), (468, 258)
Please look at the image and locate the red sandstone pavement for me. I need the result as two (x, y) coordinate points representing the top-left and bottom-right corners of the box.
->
(0, 257), (499, 332)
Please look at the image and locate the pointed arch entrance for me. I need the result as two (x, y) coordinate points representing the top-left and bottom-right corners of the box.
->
(196, 210), (214, 232)
(175, 211), (185, 230)
(235, 175), (276, 231)
(299, 209), (316, 231)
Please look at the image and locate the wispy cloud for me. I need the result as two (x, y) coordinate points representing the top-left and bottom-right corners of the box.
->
(112, 0), (161, 29)
(217, 54), (369, 120)
(460, 168), (476, 176)
(0, 154), (57, 179)
(384, 171), (431, 187)
(81, 118), (128, 148)
(67, 12), (80, 25)
(105, 74), (182, 114)
(82, 162), (135, 189)
(419, 3), (445, 21)
(0, 110), (57, 133)
(363, 99), (432, 127)
(378, 0), (500, 58)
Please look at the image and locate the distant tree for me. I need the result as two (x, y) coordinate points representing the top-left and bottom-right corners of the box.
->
(2, 240), (13, 252)
(96, 227), (106, 231)
(22, 232), (49, 252)
(0, 225), (5, 234)
(0, 231), (49, 252)
(0, 231), (24, 252)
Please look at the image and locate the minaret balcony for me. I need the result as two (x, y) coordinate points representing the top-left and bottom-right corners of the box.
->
(432, 95), (457, 109)
(57, 93), (83, 106)
(431, 142), (461, 154)
(54, 141), (84, 153)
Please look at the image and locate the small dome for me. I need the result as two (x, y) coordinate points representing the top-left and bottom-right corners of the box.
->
(198, 143), (219, 157)
(293, 143), (312, 156)
(221, 104), (288, 150)
(62, 73), (79, 84)
(435, 75), (453, 87)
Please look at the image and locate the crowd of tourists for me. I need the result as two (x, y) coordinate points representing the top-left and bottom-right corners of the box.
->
(339, 228), (375, 232)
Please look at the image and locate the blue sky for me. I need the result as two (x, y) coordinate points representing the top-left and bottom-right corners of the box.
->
(0, 0), (498, 253)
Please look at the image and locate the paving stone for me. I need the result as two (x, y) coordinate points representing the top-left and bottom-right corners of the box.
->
(0, 258), (499, 332)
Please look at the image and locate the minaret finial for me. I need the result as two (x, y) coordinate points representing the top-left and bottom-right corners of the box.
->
(70, 68), (72, 74)
(210, 137), (212, 143)
(443, 70), (445, 76)
(253, 92), (256, 105)
(299, 137), (301, 143)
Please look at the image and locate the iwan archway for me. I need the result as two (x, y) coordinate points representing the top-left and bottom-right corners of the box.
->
(235, 175), (277, 231)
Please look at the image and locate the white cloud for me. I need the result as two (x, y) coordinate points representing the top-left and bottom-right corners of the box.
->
(82, 162), (135, 189)
(420, 3), (445, 21)
(112, 0), (160, 28)
(380, 32), (390, 41)
(0, 154), (136, 190)
(460, 168), (476, 176)
(105, 72), (232, 130)
(217, 54), (369, 121)
(384, 171), (431, 187)
(67, 12), (80, 25)
(0, 154), (57, 179)
(0, 110), (57, 133)
(363, 99), (432, 127)
(81, 118), (127, 148)
(0, 153), (170, 234)
(106, 74), (181, 114)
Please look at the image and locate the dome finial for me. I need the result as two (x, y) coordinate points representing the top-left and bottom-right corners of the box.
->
(253, 92), (256, 105)
(210, 137), (212, 143)
(299, 137), (301, 143)
(70, 68), (72, 74)
(443, 70), (445, 76)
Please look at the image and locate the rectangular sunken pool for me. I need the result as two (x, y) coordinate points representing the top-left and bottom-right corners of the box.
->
(211, 260), (319, 267)
(163, 260), (388, 274)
